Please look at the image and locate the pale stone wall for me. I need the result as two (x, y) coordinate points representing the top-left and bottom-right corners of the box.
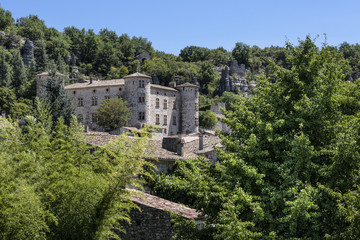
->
(61, 73), (199, 135)
(124, 77), (151, 128)
(178, 87), (199, 134)
(149, 87), (179, 136)
(66, 84), (124, 130)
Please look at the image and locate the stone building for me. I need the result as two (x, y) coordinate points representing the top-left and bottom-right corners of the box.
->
(58, 72), (200, 135)
(117, 191), (202, 240)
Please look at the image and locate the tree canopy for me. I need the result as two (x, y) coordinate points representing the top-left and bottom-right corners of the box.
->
(0, 102), (151, 239)
(96, 97), (131, 131)
(148, 37), (360, 239)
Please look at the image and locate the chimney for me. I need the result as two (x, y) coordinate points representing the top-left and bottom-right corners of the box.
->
(169, 81), (177, 88)
(199, 132), (204, 150)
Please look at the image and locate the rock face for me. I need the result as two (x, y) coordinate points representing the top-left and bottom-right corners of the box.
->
(219, 60), (255, 95)
(22, 40), (34, 67)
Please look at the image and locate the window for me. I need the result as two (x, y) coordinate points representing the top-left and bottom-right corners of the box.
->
(195, 118), (199, 126)
(78, 98), (83, 107)
(105, 96), (110, 100)
(93, 89), (96, 93)
(138, 112), (145, 121)
(92, 113), (97, 124)
(156, 114), (160, 124)
(163, 99), (167, 109)
(173, 101), (176, 110)
(164, 115), (167, 125)
(195, 90), (199, 98)
(119, 87), (122, 91)
(106, 88), (109, 92)
(173, 116), (177, 125)
(91, 96), (98, 106)
(73, 91), (76, 94)
(138, 93), (145, 103)
(139, 80), (145, 88)
(195, 103), (198, 111)
(164, 128), (167, 134)
(156, 98), (160, 108)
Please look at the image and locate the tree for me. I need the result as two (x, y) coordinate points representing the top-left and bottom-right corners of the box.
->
(96, 97), (131, 131)
(0, 104), (151, 239)
(34, 40), (48, 72)
(11, 49), (27, 92)
(149, 37), (360, 239)
(199, 110), (217, 129)
(0, 49), (11, 88)
(0, 7), (14, 30)
(44, 73), (75, 124)
(232, 42), (251, 67)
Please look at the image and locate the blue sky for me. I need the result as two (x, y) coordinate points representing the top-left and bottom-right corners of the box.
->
(1, 0), (358, 55)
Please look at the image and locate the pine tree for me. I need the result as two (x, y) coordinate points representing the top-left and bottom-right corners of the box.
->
(0, 49), (12, 88)
(11, 49), (27, 91)
(34, 40), (48, 72)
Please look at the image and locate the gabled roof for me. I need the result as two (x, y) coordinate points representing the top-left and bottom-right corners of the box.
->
(175, 82), (200, 88)
(64, 79), (124, 90)
(131, 191), (202, 220)
(123, 72), (152, 79)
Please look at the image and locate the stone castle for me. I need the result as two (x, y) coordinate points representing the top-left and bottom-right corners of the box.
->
(37, 72), (200, 136)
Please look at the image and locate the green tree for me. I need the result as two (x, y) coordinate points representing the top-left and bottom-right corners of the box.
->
(34, 40), (48, 72)
(0, 49), (11, 88)
(0, 87), (16, 115)
(16, 15), (47, 41)
(150, 37), (360, 239)
(232, 42), (251, 67)
(0, 105), (151, 239)
(0, 7), (14, 30)
(11, 49), (27, 92)
(199, 110), (217, 129)
(44, 73), (75, 124)
(96, 97), (131, 131)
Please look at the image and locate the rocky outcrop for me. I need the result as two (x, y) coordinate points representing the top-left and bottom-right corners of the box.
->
(219, 60), (256, 95)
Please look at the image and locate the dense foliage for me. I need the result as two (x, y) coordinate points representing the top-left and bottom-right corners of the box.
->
(0, 101), (151, 239)
(148, 37), (360, 239)
(96, 97), (131, 131)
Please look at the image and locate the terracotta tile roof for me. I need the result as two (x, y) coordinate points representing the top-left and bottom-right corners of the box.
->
(175, 82), (200, 88)
(131, 191), (201, 219)
(123, 72), (152, 79)
(64, 79), (125, 90)
(150, 84), (178, 92)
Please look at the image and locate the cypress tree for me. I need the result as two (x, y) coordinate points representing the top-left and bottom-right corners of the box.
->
(0, 49), (12, 88)
(34, 40), (48, 72)
(11, 49), (27, 91)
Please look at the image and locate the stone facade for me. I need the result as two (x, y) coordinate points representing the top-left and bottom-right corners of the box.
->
(117, 191), (202, 240)
(44, 72), (200, 136)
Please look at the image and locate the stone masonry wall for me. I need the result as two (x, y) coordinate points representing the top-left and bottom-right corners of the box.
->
(117, 204), (173, 240)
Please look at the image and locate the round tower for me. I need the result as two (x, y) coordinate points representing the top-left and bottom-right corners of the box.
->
(175, 82), (200, 134)
(123, 72), (152, 128)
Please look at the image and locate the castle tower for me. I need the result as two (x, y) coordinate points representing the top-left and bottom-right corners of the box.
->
(123, 72), (152, 127)
(175, 82), (200, 134)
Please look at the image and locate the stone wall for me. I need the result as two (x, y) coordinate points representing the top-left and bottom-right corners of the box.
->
(117, 204), (173, 240)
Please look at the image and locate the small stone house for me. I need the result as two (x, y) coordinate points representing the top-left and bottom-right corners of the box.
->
(117, 192), (202, 240)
